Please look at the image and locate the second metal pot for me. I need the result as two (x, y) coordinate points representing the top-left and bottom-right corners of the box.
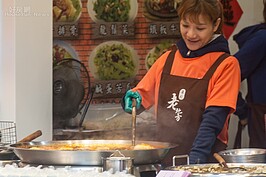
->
(218, 148), (266, 163)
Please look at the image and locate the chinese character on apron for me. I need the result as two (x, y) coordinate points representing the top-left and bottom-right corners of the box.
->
(157, 49), (229, 167)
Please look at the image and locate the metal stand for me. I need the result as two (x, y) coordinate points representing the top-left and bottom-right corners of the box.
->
(0, 121), (17, 146)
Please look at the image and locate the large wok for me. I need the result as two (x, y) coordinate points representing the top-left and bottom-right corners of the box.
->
(9, 140), (178, 166)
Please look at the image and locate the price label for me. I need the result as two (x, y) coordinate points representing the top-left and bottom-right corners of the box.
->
(156, 170), (191, 177)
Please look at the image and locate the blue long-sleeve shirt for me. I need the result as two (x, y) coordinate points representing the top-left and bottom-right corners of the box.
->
(189, 106), (230, 163)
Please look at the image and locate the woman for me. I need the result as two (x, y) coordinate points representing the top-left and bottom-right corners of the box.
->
(233, 0), (266, 148)
(122, 0), (240, 166)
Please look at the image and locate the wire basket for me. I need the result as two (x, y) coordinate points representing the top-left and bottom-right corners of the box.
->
(0, 121), (17, 146)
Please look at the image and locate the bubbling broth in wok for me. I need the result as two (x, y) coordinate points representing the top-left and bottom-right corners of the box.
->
(19, 143), (159, 151)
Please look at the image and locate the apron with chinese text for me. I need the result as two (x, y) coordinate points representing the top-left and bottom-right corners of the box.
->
(157, 50), (229, 166)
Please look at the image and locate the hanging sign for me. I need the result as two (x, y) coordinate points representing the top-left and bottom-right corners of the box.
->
(220, 0), (243, 39)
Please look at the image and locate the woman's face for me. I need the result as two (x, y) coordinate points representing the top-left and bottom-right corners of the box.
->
(180, 14), (220, 51)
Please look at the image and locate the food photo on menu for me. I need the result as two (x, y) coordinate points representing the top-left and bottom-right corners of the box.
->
(87, 0), (138, 23)
(143, 0), (181, 20)
(89, 41), (139, 81)
(53, 0), (82, 22)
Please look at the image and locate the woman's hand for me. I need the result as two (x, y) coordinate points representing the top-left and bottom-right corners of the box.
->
(123, 90), (142, 113)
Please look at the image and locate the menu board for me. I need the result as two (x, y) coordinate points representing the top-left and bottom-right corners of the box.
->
(52, 0), (242, 103)
(52, 0), (180, 104)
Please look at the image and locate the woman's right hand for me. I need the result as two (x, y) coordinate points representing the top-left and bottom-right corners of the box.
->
(123, 90), (142, 113)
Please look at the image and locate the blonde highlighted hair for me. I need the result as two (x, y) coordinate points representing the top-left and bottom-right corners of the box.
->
(178, 0), (224, 34)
